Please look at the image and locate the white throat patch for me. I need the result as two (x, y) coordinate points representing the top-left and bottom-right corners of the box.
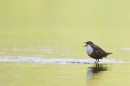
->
(86, 45), (93, 55)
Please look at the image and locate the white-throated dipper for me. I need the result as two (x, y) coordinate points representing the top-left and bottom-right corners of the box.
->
(84, 41), (112, 63)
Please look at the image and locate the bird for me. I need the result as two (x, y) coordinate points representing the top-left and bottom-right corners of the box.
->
(83, 41), (112, 63)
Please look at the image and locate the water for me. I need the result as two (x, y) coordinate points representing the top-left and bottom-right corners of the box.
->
(0, 45), (129, 86)
(43, 63), (130, 86)
(86, 63), (130, 86)
(0, 57), (130, 86)
(1, 0), (130, 86)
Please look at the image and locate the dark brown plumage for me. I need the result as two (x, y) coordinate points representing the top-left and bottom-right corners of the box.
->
(84, 41), (112, 63)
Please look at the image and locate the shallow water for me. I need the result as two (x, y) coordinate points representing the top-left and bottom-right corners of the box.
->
(1, 0), (130, 86)
(0, 63), (130, 86)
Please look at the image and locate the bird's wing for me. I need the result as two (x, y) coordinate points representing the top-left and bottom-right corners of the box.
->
(91, 44), (104, 50)
(91, 45), (106, 57)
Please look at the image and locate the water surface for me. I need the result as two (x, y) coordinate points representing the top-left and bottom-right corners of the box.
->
(0, 63), (130, 86)
(1, 0), (130, 86)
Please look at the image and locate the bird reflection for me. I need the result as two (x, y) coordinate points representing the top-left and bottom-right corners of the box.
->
(87, 63), (108, 85)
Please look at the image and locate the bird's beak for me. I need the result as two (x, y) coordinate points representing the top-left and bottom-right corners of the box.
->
(83, 42), (87, 47)
(83, 45), (87, 47)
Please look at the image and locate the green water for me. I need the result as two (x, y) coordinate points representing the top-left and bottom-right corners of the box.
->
(1, 0), (130, 58)
(0, 0), (130, 86)
(0, 63), (130, 86)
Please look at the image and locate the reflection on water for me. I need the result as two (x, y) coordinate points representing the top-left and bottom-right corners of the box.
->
(87, 63), (108, 86)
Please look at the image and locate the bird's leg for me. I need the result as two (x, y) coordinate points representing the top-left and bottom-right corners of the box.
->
(95, 59), (97, 63)
(95, 59), (96, 63)
(97, 59), (99, 63)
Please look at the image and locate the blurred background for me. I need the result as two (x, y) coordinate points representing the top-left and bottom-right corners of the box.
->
(0, 0), (130, 59)
(1, 0), (130, 86)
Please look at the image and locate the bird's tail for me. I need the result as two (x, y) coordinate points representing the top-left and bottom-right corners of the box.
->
(105, 52), (113, 57)
(106, 52), (113, 55)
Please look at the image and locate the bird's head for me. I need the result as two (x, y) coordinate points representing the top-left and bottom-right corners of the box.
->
(83, 41), (94, 47)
